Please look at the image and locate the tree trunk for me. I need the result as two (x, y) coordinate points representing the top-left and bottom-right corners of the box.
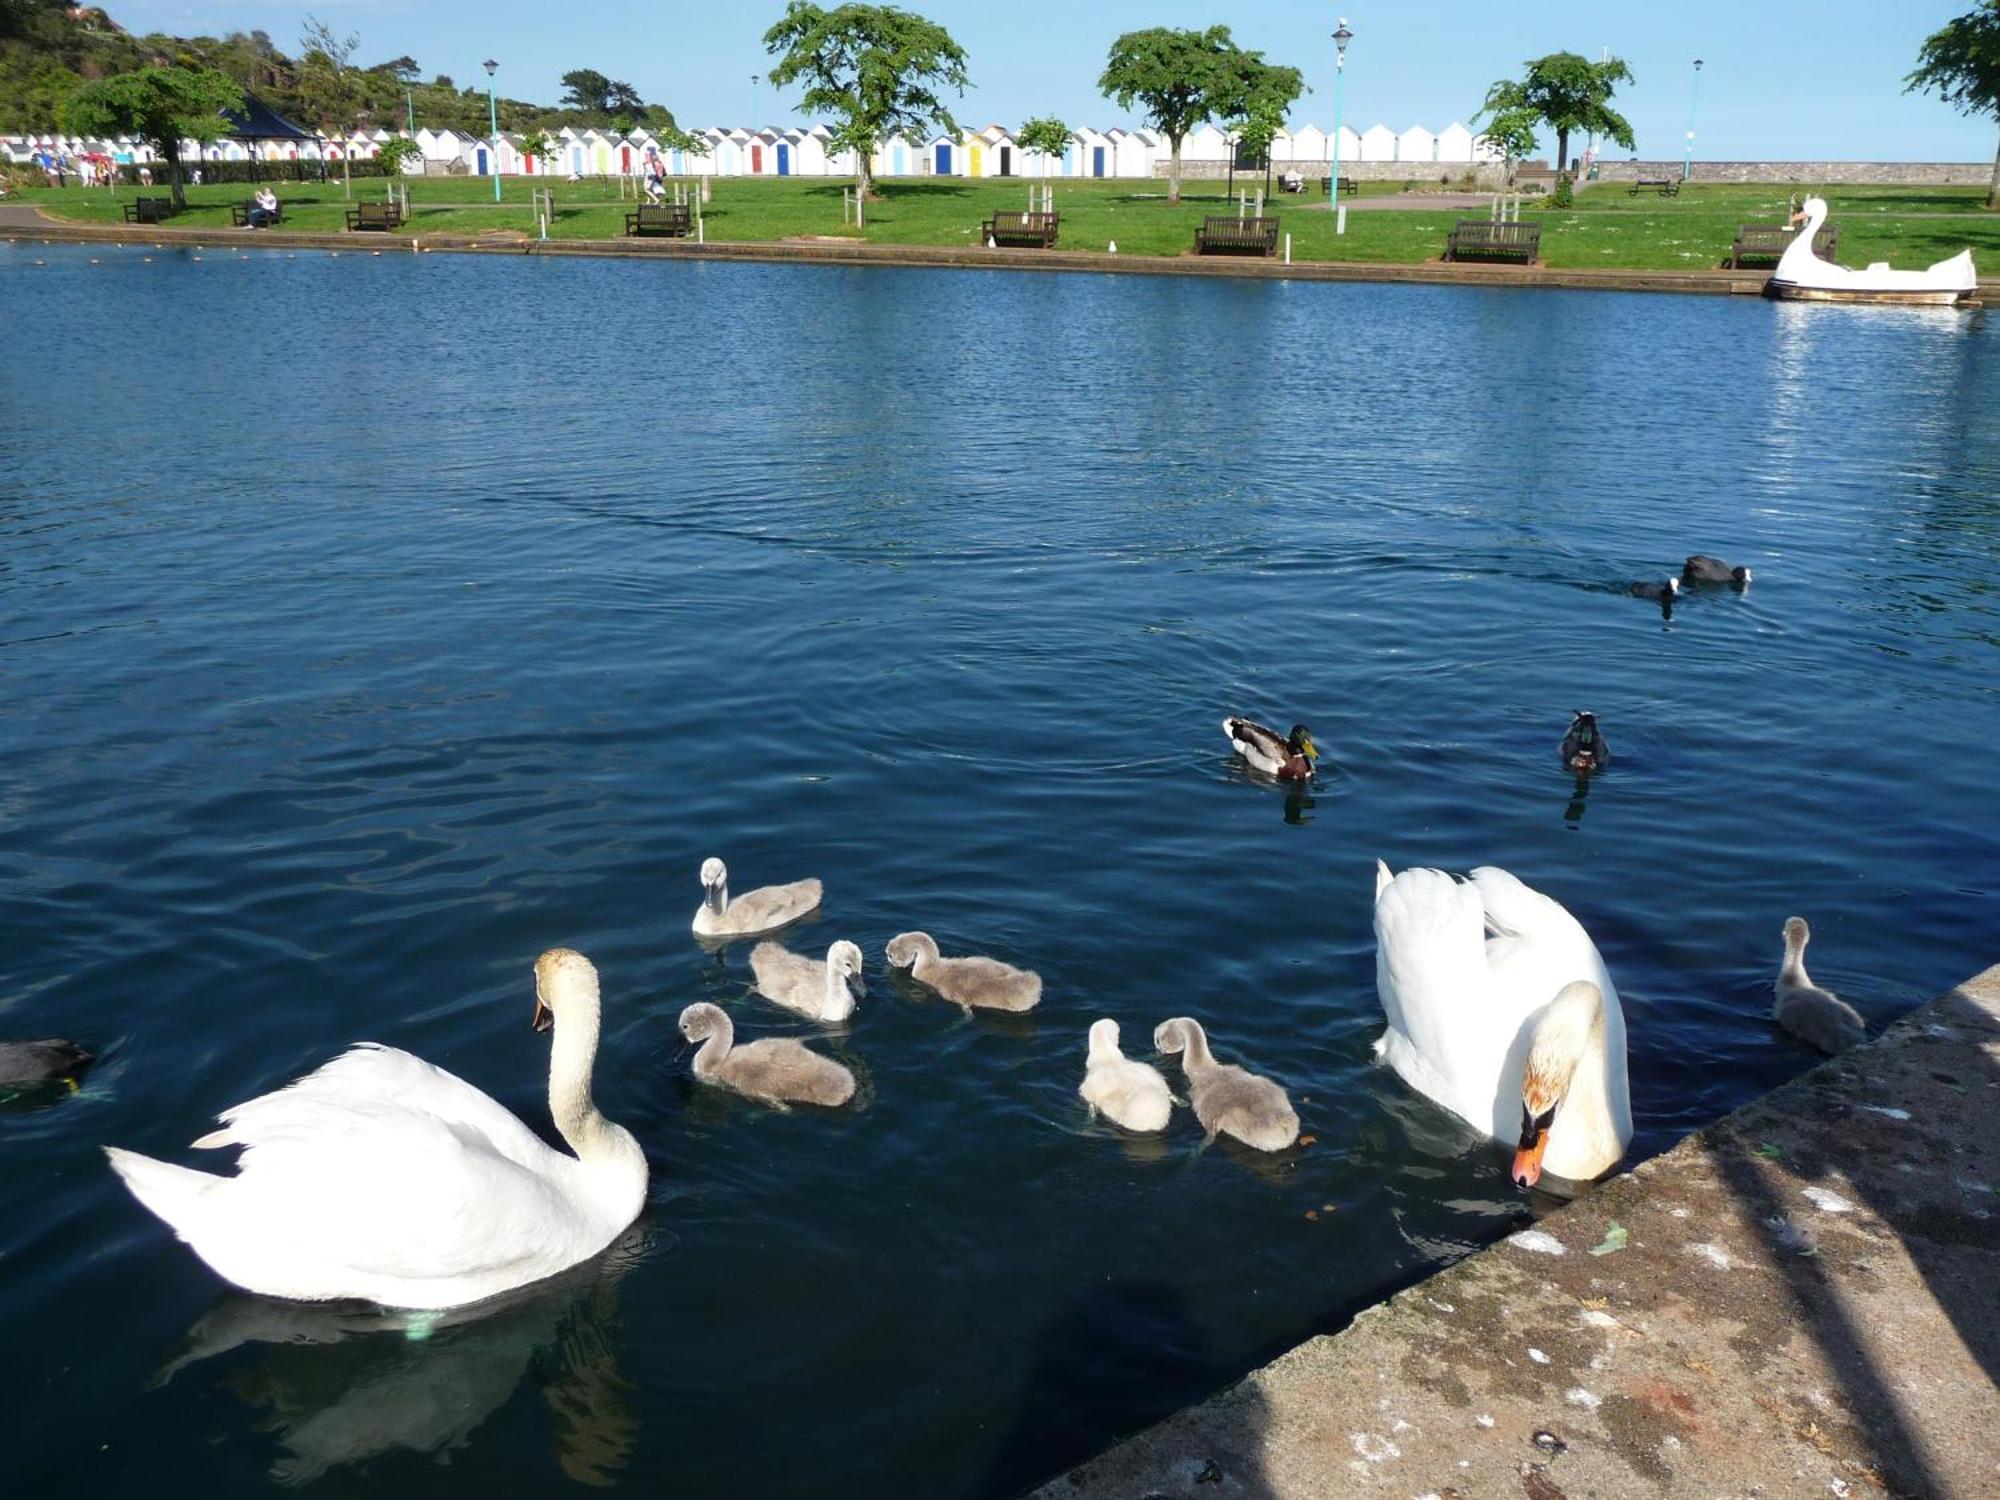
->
(164, 138), (185, 211)
(1168, 132), (1183, 204)
(1988, 128), (1999, 212)
(1556, 126), (1570, 179)
(856, 151), (873, 223)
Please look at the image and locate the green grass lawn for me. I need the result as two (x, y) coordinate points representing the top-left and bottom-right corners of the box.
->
(15, 174), (1999, 273)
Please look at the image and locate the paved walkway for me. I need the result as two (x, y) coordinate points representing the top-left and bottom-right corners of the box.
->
(1034, 965), (2000, 1500)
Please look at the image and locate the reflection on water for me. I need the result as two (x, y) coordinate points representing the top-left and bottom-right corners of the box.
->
(155, 1228), (653, 1487)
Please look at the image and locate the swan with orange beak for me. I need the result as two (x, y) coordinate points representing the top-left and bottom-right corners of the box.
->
(1373, 862), (1631, 1195)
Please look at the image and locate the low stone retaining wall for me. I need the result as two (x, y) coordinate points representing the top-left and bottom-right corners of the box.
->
(1596, 158), (1996, 185)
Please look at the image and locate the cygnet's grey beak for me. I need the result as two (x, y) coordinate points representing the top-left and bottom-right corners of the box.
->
(849, 973), (867, 998)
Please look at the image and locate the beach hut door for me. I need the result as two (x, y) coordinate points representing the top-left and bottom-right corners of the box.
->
(751, 143), (764, 173)
(1092, 146), (1105, 178)
(1000, 146), (1012, 176)
(777, 143), (790, 176)
(476, 147), (488, 175)
(935, 143), (951, 174)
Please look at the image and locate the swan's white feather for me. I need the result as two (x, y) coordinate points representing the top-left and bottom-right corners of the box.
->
(1373, 863), (1631, 1174)
(106, 1040), (642, 1309)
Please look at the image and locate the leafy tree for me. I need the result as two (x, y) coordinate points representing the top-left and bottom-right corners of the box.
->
(764, 2), (969, 202)
(1476, 51), (1634, 179)
(521, 128), (556, 173)
(376, 55), (421, 84)
(1016, 114), (1070, 166)
(377, 134), (421, 174)
(62, 65), (242, 209)
(1099, 25), (1302, 203)
(560, 68), (613, 113)
(1906, 1), (2000, 209)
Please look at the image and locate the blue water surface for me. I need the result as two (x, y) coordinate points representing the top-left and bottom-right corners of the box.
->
(2, 240), (1996, 1497)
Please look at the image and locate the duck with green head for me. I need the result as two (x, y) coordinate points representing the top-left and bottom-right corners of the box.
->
(1223, 717), (1320, 782)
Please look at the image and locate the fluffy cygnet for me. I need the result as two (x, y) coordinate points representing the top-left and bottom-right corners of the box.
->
(1079, 1019), (1173, 1133)
(679, 1003), (855, 1107)
(1154, 1017), (1298, 1152)
(1774, 916), (1865, 1055)
(692, 857), (822, 938)
(750, 939), (865, 1023)
(884, 932), (1042, 1013)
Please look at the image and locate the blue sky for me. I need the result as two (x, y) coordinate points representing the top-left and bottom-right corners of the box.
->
(115, 1), (2000, 161)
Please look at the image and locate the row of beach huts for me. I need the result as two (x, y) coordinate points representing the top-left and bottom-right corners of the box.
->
(4, 119), (1504, 179)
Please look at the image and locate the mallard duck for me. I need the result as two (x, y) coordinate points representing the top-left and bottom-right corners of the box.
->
(1222, 717), (1319, 781)
(1683, 554), (1753, 585)
(0, 1038), (93, 1090)
(1774, 917), (1865, 1055)
(1559, 711), (1609, 773)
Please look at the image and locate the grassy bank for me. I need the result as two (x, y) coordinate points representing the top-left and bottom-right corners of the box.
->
(13, 174), (2000, 271)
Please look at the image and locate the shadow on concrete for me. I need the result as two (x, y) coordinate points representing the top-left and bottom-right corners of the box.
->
(1709, 980), (2000, 1499)
(979, 1280), (1273, 1500)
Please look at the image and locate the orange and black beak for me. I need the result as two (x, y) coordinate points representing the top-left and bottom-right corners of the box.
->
(532, 996), (553, 1033)
(1513, 1103), (1555, 1188)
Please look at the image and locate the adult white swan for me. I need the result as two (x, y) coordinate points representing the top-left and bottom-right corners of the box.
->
(1372, 862), (1631, 1190)
(103, 948), (648, 1309)
(1767, 196), (1976, 306)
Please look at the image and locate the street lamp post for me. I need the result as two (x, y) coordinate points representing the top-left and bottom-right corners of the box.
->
(1329, 16), (1353, 234)
(1682, 58), (1703, 183)
(484, 58), (501, 203)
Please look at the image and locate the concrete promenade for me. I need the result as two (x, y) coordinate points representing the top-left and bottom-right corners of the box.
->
(1032, 964), (2000, 1500)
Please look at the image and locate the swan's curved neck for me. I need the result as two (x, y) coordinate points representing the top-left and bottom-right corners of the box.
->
(704, 879), (729, 917)
(1535, 995), (1621, 1176)
(549, 982), (616, 1160)
(1179, 1023), (1215, 1071)
(1782, 927), (1812, 989)
(1088, 1028), (1120, 1065)
(823, 958), (849, 1015)
(691, 1015), (732, 1077)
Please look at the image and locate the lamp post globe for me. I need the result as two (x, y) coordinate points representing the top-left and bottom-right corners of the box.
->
(484, 59), (501, 202)
(1330, 16), (1353, 234)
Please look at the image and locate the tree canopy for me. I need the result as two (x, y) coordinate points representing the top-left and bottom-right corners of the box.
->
(560, 68), (644, 119)
(1099, 26), (1303, 202)
(62, 65), (242, 208)
(1906, 1), (2000, 206)
(763, 2), (969, 199)
(1476, 50), (1635, 176)
(1016, 115), (1070, 161)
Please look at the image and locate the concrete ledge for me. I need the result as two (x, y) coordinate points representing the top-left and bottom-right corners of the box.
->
(1032, 965), (2000, 1500)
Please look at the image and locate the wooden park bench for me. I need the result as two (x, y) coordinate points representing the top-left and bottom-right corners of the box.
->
(230, 198), (283, 228)
(122, 196), (175, 224)
(981, 210), (1059, 248)
(1194, 214), (1279, 257)
(1729, 220), (1839, 269)
(1443, 218), (1542, 264)
(1319, 175), (1359, 197)
(625, 203), (691, 238)
(344, 201), (403, 232)
(1628, 177), (1682, 197)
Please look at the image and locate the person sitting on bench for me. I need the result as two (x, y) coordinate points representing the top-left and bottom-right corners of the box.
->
(1280, 169), (1304, 194)
(247, 186), (280, 229)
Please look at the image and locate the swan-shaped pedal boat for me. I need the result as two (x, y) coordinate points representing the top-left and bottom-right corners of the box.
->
(1767, 196), (1977, 307)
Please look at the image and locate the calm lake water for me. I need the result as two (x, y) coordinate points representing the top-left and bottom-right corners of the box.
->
(3, 241), (1997, 1498)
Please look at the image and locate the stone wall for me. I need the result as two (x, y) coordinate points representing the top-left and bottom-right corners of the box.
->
(1593, 159), (1994, 185)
